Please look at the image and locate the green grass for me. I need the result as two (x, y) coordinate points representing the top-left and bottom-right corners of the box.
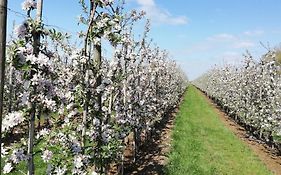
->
(166, 86), (272, 175)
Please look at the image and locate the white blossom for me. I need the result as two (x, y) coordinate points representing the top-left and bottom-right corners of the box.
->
(10, 149), (26, 164)
(91, 171), (98, 175)
(14, 23), (27, 38)
(73, 155), (84, 169)
(54, 166), (67, 175)
(21, 0), (37, 11)
(2, 111), (25, 133)
(42, 150), (53, 163)
(43, 98), (57, 111)
(1, 144), (8, 157)
(36, 128), (50, 139)
(3, 163), (13, 174)
(26, 53), (50, 67)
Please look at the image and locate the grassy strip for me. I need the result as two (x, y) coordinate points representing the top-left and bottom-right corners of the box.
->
(166, 86), (272, 175)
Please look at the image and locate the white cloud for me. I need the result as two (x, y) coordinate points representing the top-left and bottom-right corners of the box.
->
(218, 51), (244, 63)
(233, 41), (255, 48)
(136, 0), (155, 6)
(243, 30), (264, 36)
(207, 33), (236, 42)
(206, 33), (255, 49)
(135, 0), (188, 25)
(272, 29), (281, 34)
(203, 51), (245, 70)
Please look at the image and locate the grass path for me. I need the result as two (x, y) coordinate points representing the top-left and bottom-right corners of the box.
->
(166, 86), (272, 175)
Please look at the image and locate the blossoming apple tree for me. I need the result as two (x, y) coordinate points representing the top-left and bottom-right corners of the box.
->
(1, 0), (188, 174)
(194, 50), (281, 151)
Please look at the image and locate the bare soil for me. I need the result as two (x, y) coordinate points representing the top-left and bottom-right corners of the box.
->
(123, 108), (178, 175)
(200, 90), (281, 175)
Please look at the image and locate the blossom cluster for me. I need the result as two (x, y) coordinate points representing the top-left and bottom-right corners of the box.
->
(21, 0), (37, 11)
(2, 111), (25, 133)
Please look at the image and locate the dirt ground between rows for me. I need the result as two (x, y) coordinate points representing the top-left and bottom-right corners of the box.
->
(123, 108), (178, 175)
(200, 90), (281, 175)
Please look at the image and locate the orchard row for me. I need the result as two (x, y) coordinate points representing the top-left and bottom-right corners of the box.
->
(194, 50), (281, 151)
(1, 0), (188, 174)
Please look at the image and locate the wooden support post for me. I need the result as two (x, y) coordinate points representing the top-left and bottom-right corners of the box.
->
(0, 0), (7, 171)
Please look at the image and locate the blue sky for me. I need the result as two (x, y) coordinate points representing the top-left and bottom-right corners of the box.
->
(7, 0), (281, 80)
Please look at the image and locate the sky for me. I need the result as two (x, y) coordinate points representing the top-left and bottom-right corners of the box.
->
(7, 0), (281, 80)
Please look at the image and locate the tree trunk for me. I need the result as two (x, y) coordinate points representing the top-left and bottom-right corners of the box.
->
(94, 43), (103, 173)
(27, 1), (43, 174)
(81, 0), (95, 150)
